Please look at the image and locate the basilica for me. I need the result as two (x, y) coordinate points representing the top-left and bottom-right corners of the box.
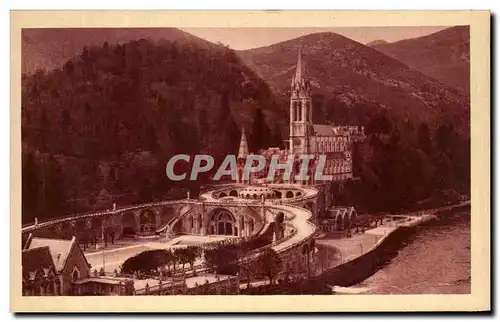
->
(236, 45), (365, 185)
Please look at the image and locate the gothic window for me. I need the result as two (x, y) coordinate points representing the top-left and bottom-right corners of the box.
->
(72, 266), (80, 282)
(297, 101), (302, 122)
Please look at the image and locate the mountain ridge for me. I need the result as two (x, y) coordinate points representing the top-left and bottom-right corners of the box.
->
(22, 27), (213, 74)
(372, 26), (470, 93)
(237, 31), (469, 136)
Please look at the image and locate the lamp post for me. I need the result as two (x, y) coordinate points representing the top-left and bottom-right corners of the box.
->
(101, 223), (105, 274)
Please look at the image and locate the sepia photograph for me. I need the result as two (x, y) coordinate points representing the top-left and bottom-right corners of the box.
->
(10, 10), (490, 312)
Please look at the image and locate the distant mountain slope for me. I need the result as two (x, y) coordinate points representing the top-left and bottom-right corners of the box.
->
(237, 32), (469, 136)
(22, 28), (209, 74)
(372, 26), (470, 94)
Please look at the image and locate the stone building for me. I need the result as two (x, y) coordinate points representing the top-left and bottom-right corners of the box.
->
(72, 275), (135, 295)
(23, 234), (91, 295)
(236, 44), (364, 185)
(318, 206), (358, 234)
(22, 246), (59, 296)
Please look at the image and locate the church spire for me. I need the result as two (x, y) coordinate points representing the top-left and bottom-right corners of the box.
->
(294, 40), (306, 83)
(237, 127), (249, 159)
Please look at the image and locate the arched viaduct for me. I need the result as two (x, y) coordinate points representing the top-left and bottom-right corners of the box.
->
(22, 183), (358, 277)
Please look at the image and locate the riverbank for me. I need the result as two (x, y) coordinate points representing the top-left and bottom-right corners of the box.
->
(242, 202), (470, 294)
(355, 208), (471, 294)
(318, 203), (469, 287)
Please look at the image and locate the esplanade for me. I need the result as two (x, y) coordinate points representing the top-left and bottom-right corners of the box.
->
(22, 182), (342, 278)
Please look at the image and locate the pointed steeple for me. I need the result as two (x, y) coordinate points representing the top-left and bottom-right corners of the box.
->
(237, 127), (249, 159)
(294, 40), (306, 82)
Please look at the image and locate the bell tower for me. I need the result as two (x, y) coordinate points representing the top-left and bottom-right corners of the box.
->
(289, 42), (313, 155)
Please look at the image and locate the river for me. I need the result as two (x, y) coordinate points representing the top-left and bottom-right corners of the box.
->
(352, 210), (471, 294)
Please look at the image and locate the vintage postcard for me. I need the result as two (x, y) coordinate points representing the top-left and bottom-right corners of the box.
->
(10, 10), (490, 312)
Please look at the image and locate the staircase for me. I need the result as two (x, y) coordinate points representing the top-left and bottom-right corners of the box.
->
(163, 205), (195, 235)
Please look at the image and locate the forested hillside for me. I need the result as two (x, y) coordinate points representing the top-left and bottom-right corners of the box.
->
(22, 38), (286, 223)
(372, 26), (470, 94)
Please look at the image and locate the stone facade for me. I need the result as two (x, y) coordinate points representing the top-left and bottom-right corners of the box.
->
(23, 235), (91, 296)
(236, 43), (365, 186)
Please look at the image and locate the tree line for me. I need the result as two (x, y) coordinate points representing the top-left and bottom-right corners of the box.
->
(21, 39), (285, 223)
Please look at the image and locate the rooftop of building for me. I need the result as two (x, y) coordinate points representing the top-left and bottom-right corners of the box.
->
(24, 234), (90, 272)
(24, 235), (76, 272)
(22, 246), (56, 280)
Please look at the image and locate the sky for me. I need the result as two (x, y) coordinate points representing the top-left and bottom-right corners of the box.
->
(181, 26), (451, 50)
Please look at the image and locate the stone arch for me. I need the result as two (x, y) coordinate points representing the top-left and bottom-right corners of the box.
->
(162, 291), (171, 295)
(246, 194), (251, 199)
(176, 289), (183, 295)
(122, 212), (136, 236)
(274, 190), (282, 198)
(209, 208), (237, 236)
(219, 192), (227, 198)
(286, 191), (294, 198)
(350, 208), (357, 227)
(252, 194), (258, 199)
(343, 211), (350, 230)
(335, 214), (342, 230)
(295, 191), (302, 197)
(139, 209), (156, 233)
(229, 190), (238, 197)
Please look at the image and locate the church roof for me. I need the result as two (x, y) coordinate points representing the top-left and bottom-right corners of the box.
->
(22, 246), (55, 280)
(25, 235), (79, 272)
(313, 124), (336, 136)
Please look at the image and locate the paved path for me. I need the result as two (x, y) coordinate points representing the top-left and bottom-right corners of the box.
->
(86, 235), (232, 272)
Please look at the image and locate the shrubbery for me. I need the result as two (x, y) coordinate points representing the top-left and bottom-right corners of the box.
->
(120, 246), (202, 276)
